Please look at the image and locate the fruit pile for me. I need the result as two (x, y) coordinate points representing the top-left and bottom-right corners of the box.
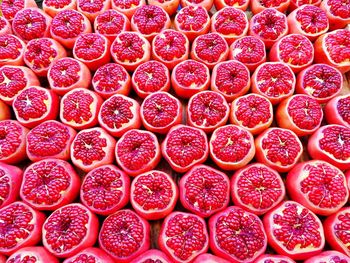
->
(0, 0), (349, 261)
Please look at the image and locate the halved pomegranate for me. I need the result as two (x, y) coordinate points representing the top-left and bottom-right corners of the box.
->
(209, 206), (267, 262)
(0, 16), (12, 35)
(159, 211), (209, 263)
(250, 0), (290, 14)
(193, 253), (231, 263)
(255, 254), (296, 263)
(71, 127), (116, 172)
(0, 34), (25, 66)
(77, 0), (110, 22)
(1, 0), (38, 22)
(325, 94), (350, 127)
(0, 162), (22, 208)
(20, 159), (80, 211)
(214, 0), (249, 10)
(7, 247), (59, 263)
(43, 0), (77, 17)
(80, 164), (130, 216)
(111, 0), (146, 19)
(305, 251), (350, 263)
(320, 0), (350, 30)
(179, 164), (230, 218)
(130, 249), (172, 263)
(255, 127), (303, 172)
(63, 247), (115, 263)
(181, 0), (213, 10)
(148, 0), (180, 15)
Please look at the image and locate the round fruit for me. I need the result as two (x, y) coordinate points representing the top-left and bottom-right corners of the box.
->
(179, 164), (230, 218)
(20, 159), (80, 211)
(0, 16), (12, 35)
(77, 0), (110, 22)
(308, 125), (350, 170)
(130, 249), (172, 263)
(263, 201), (325, 260)
(250, 0), (290, 14)
(305, 251), (350, 263)
(63, 247), (115, 263)
(159, 211), (209, 263)
(80, 164), (130, 216)
(211, 60), (251, 102)
(255, 254), (296, 263)
(7, 247), (60, 263)
(325, 94), (350, 127)
(99, 209), (150, 262)
(111, 0), (146, 19)
(0, 34), (25, 66)
(255, 127), (303, 173)
(187, 91), (230, 133)
(181, 0), (213, 10)
(276, 94), (323, 136)
(209, 206), (267, 262)
(162, 124), (209, 173)
(42, 203), (99, 258)
(148, 0), (180, 15)
(214, 0), (249, 10)
(193, 253), (231, 263)
(1, 0), (38, 22)
(42, 0), (77, 17)
(0, 162), (23, 208)
(320, 0), (350, 30)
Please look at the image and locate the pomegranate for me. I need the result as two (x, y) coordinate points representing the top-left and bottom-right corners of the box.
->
(214, 0), (249, 11)
(0, 0), (38, 22)
(0, 17), (12, 35)
(42, 0), (77, 17)
(209, 206), (267, 262)
(159, 211), (209, 263)
(63, 247), (115, 263)
(162, 124), (209, 173)
(80, 164), (130, 216)
(181, 0), (214, 10)
(0, 101), (11, 120)
(140, 91), (182, 134)
(305, 251), (350, 263)
(0, 34), (25, 67)
(111, 0), (146, 19)
(7, 246), (60, 263)
(130, 249), (172, 263)
(148, 0), (180, 15)
(0, 162), (22, 208)
(99, 209), (150, 262)
(193, 253), (231, 263)
(289, 0), (321, 10)
(325, 94), (350, 127)
(320, 0), (350, 30)
(179, 164), (230, 218)
(251, 0), (290, 13)
(77, 0), (110, 22)
(255, 254), (296, 263)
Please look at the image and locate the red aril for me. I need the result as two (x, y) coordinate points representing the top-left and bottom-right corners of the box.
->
(171, 59), (210, 99)
(0, 34), (25, 66)
(255, 127), (303, 173)
(305, 251), (350, 263)
(249, 8), (288, 49)
(193, 253), (230, 263)
(98, 94), (141, 137)
(255, 254), (296, 263)
(152, 29), (189, 70)
(263, 201), (325, 260)
(63, 248), (115, 263)
(187, 91), (230, 133)
(48, 57), (91, 96)
(181, 0), (213, 10)
(209, 206), (267, 262)
(111, 0), (146, 20)
(251, 62), (296, 105)
(174, 6), (210, 42)
(99, 209), (150, 262)
(7, 247), (60, 263)
(50, 9), (92, 49)
(77, 0), (110, 22)
(42, 0), (77, 17)
(24, 38), (67, 77)
(276, 94), (323, 136)
(42, 203), (99, 258)
(211, 7), (249, 45)
(320, 0), (350, 30)
(214, 0), (249, 11)
(0, 162), (22, 208)
(308, 125), (350, 170)
(1, 0), (38, 22)
(179, 164), (230, 218)
(148, 0), (180, 15)
(20, 159), (80, 211)
(325, 94), (350, 127)
(159, 211), (209, 263)
(70, 127), (116, 172)
(80, 164), (130, 216)
(140, 91), (182, 134)
(132, 60), (170, 99)
(0, 17), (12, 35)
(211, 60), (250, 102)
(130, 249), (172, 263)
(13, 86), (59, 128)
(250, 0), (290, 14)
(162, 124), (209, 173)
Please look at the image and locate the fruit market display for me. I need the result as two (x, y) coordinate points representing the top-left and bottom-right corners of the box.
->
(0, 0), (350, 261)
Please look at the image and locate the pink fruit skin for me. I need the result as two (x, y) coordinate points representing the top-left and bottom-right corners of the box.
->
(0, 35), (26, 67)
(181, 0), (214, 10)
(77, 0), (111, 22)
(7, 246), (60, 263)
(111, 0), (146, 20)
(250, 0), (290, 14)
(63, 247), (115, 263)
(1, 0), (38, 22)
(0, 17), (12, 35)
(130, 249), (172, 263)
(305, 251), (350, 263)
(43, 0), (77, 17)
(255, 254), (296, 263)
(0, 162), (23, 209)
(320, 0), (350, 30)
(325, 95), (350, 127)
(193, 253), (231, 263)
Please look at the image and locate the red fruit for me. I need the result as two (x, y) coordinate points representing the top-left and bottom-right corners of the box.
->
(320, 0), (350, 30)
(0, 120), (28, 164)
(289, 0), (321, 10)
(63, 247), (115, 263)
(71, 127), (116, 172)
(48, 57), (91, 96)
(0, 17), (12, 35)
(191, 33), (229, 69)
(0, 201), (46, 256)
(0, 34), (25, 67)
(179, 164), (230, 218)
(111, 31), (151, 72)
(249, 8), (288, 49)
(99, 209), (151, 262)
(171, 59), (210, 99)
(162, 124), (209, 173)
(24, 38), (67, 77)
(214, 0), (249, 10)
(230, 94), (273, 135)
(140, 91), (182, 134)
(305, 251), (350, 263)
(42, 0), (77, 17)
(174, 6), (210, 42)
(130, 249), (172, 263)
(308, 125), (350, 170)
(276, 94), (323, 136)
(50, 9), (92, 49)
(193, 253), (231, 263)
(130, 170), (178, 220)
(211, 60), (250, 102)
(94, 9), (131, 42)
(98, 94), (141, 137)
(42, 203), (99, 258)
(80, 165), (130, 216)
(209, 125), (255, 170)
(229, 36), (266, 72)
(255, 128), (303, 172)
(325, 94), (350, 127)
(1, 0), (38, 22)
(0, 162), (22, 208)
(255, 254), (296, 263)
(250, 0), (290, 14)
(148, 0), (180, 15)
(13, 86), (59, 128)
(159, 211), (209, 263)
(77, 0), (110, 22)
(152, 29), (189, 70)
(187, 91), (230, 133)
(20, 159), (80, 211)
(0, 101), (10, 120)
(252, 62), (295, 105)
(209, 206), (267, 262)
(7, 247), (60, 263)
(181, 0), (213, 10)
(131, 5), (171, 41)
(111, 0), (146, 20)
(132, 60), (170, 99)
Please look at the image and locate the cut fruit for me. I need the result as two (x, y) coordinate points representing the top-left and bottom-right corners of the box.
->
(43, 0), (77, 17)
(0, 17), (12, 35)
(1, 0), (38, 22)
(250, 0), (290, 14)
(148, 0), (180, 15)
(111, 0), (146, 20)
(63, 248), (115, 263)
(325, 94), (350, 127)
(320, 0), (350, 30)
(0, 162), (22, 209)
(7, 247), (59, 263)
(181, 0), (214, 10)
(77, 0), (110, 22)
(0, 34), (25, 67)
(214, 0), (250, 11)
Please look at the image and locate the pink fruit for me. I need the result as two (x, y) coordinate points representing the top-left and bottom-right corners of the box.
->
(130, 249), (172, 263)
(255, 254), (296, 263)
(42, 0), (77, 17)
(99, 209), (150, 262)
(77, 0), (110, 22)
(181, 0), (214, 10)
(325, 94), (350, 127)
(148, 0), (180, 15)
(305, 251), (350, 263)
(7, 247), (60, 263)
(20, 159), (80, 211)
(0, 34), (25, 66)
(250, 0), (290, 14)
(209, 206), (267, 262)
(1, 0), (38, 22)
(320, 0), (350, 30)
(179, 164), (230, 218)
(214, 0), (249, 10)
(0, 162), (22, 208)
(193, 253), (231, 263)
(42, 203), (99, 258)
(111, 0), (146, 20)
(159, 211), (209, 263)
(63, 247), (115, 263)
(0, 16), (12, 35)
